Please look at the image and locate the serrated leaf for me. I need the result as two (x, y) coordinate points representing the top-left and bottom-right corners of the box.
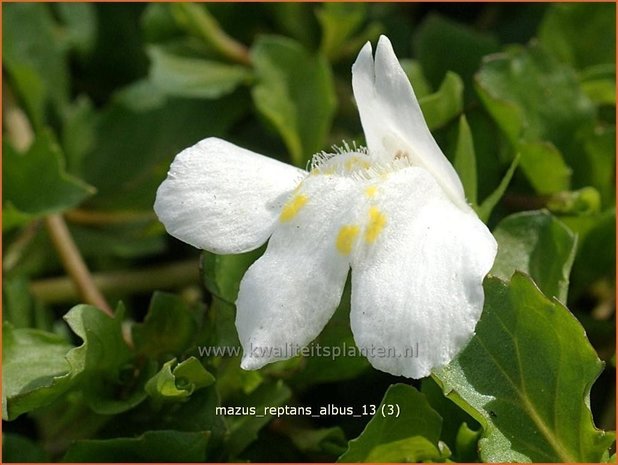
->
(490, 211), (576, 302)
(453, 115), (478, 205)
(132, 291), (199, 359)
(434, 273), (615, 462)
(251, 35), (336, 167)
(64, 304), (148, 414)
(418, 71), (464, 130)
(2, 322), (74, 420)
(339, 384), (445, 462)
(147, 45), (251, 99)
(62, 430), (210, 462)
(491, 211), (577, 302)
(3, 131), (95, 221)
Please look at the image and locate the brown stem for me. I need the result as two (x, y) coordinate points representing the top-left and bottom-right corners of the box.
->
(44, 215), (114, 316)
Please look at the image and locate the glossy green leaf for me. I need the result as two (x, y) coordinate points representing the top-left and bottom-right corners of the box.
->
(539, 3), (616, 69)
(453, 115), (478, 205)
(517, 140), (572, 194)
(418, 71), (464, 130)
(414, 14), (499, 93)
(491, 210), (577, 302)
(62, 430), (210, 462)
(434, 273), (615, 462)
(3, 132), (95, 221)
(132, 291), (199, 359)
(339, 384), (445, 462)
(2, 322), (73, 420)
(146, 357), (215, 402)
(251, 35), (336, 167)
(147, 45), (251, 98)
(476, 153), (519, 222)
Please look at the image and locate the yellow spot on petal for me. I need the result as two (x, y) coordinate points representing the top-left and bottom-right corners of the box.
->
(365, 207), (387, 243)
(280, 194), (308, 222)
(336, 225), (360, 255)
(365, 186), (378, 198)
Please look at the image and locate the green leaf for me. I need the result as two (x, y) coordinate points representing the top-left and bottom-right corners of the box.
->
(539, 3), (616, 69)
(517, 140), (572, 194)
(147, 45), (251, 99)
(421, 377), (479, 460)
(3, 131), (95, 220)
(146, 357), (215, 402)
(453, 115), (478, 205)
(62, 430), (210, 462)
(54, 3), (97, 56)
(251, 35), (336, 167)
(491, 211), (577, 302)
(132, 291), (199, 359)
(581, 124), (616, 207)
(580, 64), (616, 107)
(82, 84), (248, 210)
(2, 322), (73, 420)
(547, 187), (601, 216)
(3, 3), (69, 127)
(201, 248), (263, 304)
(226, 380), (292, 457)
(2, 433), (50, 462)
(434, 273), (615, 462)
(287, 426), (347, 456)
(317, 3), (366, 60)
(418, 71), (464, 130)
(414, 14), (499, 93)
(475, 43), (596, 183)
(339, 384), (445, 462)
(64, 304), (146, 414)
(400, 59), (432, 99)
(477, 153), (519, 222)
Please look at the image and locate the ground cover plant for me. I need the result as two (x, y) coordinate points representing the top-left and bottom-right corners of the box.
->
(2, 2), (616, 462)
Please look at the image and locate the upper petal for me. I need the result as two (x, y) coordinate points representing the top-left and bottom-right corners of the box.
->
(154, 137), (306, 254)
(236, 172), (362, 369)
(352, 36), (466, 208)
(349, 167), (497, 379)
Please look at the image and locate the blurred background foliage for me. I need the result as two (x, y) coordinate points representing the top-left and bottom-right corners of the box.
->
(2, 2), (616, 462)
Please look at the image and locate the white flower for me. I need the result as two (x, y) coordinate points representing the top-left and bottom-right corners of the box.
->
(154, 36), (497, 379)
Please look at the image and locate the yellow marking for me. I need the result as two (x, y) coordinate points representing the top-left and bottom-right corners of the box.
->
(344, 157), (358, 171)
(365, 207), (387, 243)
(336, 225), (360, 255)
(365, 186), (378, 198)
(280, 194), (308, 222)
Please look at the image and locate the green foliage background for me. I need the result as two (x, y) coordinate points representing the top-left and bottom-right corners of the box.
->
(2, 3), (616, 462)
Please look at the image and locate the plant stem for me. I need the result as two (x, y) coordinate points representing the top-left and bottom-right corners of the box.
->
(44, 214), (114, 315)
(30, 259), (200, 304)
(65, 208), (157, 226)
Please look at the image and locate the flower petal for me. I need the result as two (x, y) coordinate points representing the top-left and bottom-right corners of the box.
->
(154, 137), (306, 254)
(236, 173), (362, 369)
(349, 167), (497, 379)
(352, 36), (466, 207)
